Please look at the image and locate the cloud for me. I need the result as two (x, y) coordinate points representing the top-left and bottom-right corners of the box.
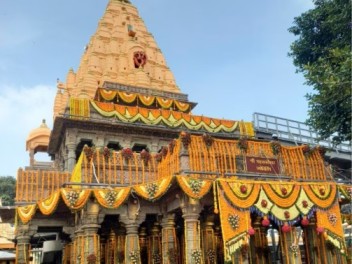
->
(0, 85), (56, 176)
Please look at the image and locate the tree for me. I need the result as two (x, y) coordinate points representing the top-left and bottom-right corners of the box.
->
(0, 176), (16, 206)
(288, 0), (351, 144)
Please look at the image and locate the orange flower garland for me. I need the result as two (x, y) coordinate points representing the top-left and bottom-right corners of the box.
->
(262, 183), (301, 208)
(61, 189), (91, 210)
(17, 204), (37, 224)
(303, 183), (337, 209)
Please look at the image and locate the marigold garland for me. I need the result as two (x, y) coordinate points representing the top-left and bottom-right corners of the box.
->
(262, 183), (301, 208)
(37, 190), (61, 215)
(295, 188), (314, 215)
(133, 176), (173, 201)
(176, 176), (212, 199)
(93, 188), (130, 208)
(218, 179), (260, 209)
(303, 183), (337, 209)
(17, 204), (37, 224)
(254, 188), (273, 215)
(69, 98), (90, 118)
(61, 189), (91, 210)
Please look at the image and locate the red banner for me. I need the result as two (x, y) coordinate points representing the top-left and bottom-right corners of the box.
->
(245, 157), (280, 174)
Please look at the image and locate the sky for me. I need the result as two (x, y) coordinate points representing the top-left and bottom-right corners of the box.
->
(0, 0), (314, 176)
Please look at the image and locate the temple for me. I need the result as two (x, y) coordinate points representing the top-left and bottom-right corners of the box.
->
(3, 0), (352, 263)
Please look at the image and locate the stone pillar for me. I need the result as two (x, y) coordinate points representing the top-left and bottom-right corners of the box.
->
(161, 214), (177, 264)
(139, 227), (148, 264)
(67, 143), (77, 172)
(81, 200), (100, 264)
(16, 235), (31, 264)
(29, 149), (35, 166)
(303, 217), (321, 264)
(250, 217), (269, 264)
(202, 214), (216, 264)
(116, 225), (126, 264)
(148, 224), (161, 264)
(181, 197), (202, 264)
(124, 222), (141, 264)
(279, 226), (302, 264)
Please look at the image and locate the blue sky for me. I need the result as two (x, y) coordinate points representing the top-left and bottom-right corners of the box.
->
(0, 0), (314, 176)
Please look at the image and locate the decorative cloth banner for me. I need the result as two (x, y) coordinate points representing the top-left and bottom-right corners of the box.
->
(133, 175), (173, 201)
(218, 190), (251, 261)
(94, 187), (131, 208)
(316, 202), (346, 251)
(91, 101), (241, 134)
(176, 176), (212, 199)
(17, 204), (37, 224)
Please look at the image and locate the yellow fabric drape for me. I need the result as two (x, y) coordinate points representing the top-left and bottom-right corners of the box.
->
(70, 152), (84, 188)
(17, 205), (37, 224)
(176, 176), (212, 199)
(38, 190), (61, 215)
(94, 187), (131, 208)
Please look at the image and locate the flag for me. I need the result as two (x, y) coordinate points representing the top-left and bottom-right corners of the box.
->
(70, 152), (84, 188)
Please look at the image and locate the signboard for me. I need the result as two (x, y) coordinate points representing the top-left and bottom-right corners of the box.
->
(245, 157), (280, 174)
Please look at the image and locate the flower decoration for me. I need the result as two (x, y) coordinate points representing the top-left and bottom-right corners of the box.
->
(146, 183), (159, 199)
(302, 200), (308, 208)
(66, 190), (79, 206)
(240, 184), (247, 194)
(140, 149), (151, 165)
(248, 227), (255, 236)
(129, 250), (140, 264)
(328, 213), (337, 226)
(161, 146), (168, 157)
(262, 216), (270, 227)
(169, 139), (176, 154)
(302, 144), (313, 157)
(301, 217), (309, 227)
(270, 141), (281, 155)
(282, 223), (291, 233)
(290, 244), (299, 257)
(237, 137), (248, 152)
(180, 131), (191, 149)
(191, 250), (202, 264)
(102, 146), (112, 161)
(284, 211), (290, 219)
(315, 145), (326, 157)
(319, 187), (326, 196)
(241, 243), (249, 257)
(105, 190), (117, 207)
(189, 179), (202, 194)
(281, 187), (288, 196)
(202, 133), (214, 147)
(206, 249), (215, 263)
(87, 254), (97, 264)
(84, 145), (94, 162)
(261, 199), (268, 208)
(122, 148), (133, 160)
(316, 227), (324, 234)
(228, 214), (240, 230)
(155, 153), (162, 163)
(152, 253), (161, 264)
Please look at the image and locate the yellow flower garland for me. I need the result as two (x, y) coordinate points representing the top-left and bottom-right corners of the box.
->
(61, 189), (92, 210)
(176, 176), (212, 199)
(93, 187), (131, 208)
(253, 188), (273, 215)
(295, 188), (314, 215)
(17, 204), (37, 224)
(37, 190), (61, 215)
(133, 175), (173, 200)
(218, 179), (260, 209)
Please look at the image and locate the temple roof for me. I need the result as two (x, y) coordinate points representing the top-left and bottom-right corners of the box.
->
(54, 0), (181, 118)
(26, 119), (51, 152)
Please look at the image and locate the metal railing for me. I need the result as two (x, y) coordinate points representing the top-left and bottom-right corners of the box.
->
(253, 112), (351, 153)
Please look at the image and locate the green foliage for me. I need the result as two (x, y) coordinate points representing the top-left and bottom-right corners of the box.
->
(289, 0), (351, 144)
(0, 176), (16, 206)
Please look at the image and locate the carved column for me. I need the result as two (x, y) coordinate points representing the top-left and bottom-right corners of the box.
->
(120, 199), (145, 264)
(139, 227), (148, 264)
(181, 197), (202, 264)
(148, 224), (161, 264)
(81, 200), (100, 264)
(202, 214), (216, 264)
(161, 214), (177, 264)
(29, 149), (35, 166)
(116, 224), (126, 264)
(303, 217), (321, 264)
(67, 143), (77, 172)
(16, 223), (32, 264)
